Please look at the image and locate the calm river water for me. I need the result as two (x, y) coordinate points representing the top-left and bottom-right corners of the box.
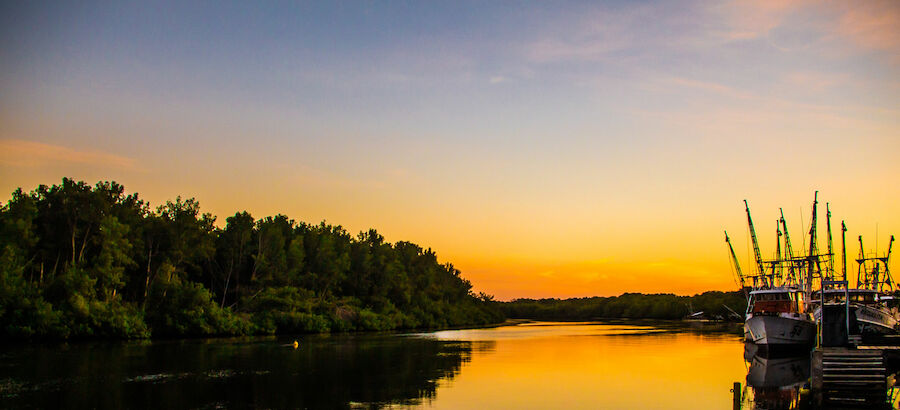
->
(3, 320), (890, 409)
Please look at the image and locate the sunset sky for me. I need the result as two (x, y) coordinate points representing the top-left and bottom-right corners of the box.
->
(1, 1), (898, 300)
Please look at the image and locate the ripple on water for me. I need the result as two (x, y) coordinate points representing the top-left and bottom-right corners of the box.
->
(123, 369), (250, 384)
(123, 373), (184, 383)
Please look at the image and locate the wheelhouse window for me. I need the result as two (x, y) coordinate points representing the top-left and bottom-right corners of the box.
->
(850, 292), (876, 303)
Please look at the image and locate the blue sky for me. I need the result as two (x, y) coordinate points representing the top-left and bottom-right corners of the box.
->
(2, 0), (898, 298)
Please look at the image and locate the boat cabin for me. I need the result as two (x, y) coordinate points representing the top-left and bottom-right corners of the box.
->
(880, 295), (899, 309)
(813, 288), (881, 305)
(816, 289), (854, 304)
(849, 289), (877, 304)
(748, 288), (805, 314)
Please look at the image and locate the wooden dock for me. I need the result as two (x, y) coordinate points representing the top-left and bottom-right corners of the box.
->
(811, 347), (890, 407)
(806, 300), (900, 407)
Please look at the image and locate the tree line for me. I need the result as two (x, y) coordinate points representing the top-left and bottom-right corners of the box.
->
(0, 178), (503, 339)
(499, 291), (747, 321)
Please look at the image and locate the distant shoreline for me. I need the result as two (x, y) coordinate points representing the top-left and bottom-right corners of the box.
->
(497, 291), (747, 323)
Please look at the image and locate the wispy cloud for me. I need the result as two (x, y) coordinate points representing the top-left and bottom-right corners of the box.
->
(489, 75), (509, 84)
(718, 0), (814, 41)
(716, 0), (900, 59)
(522, 6), (653, 63)
(660, 76), (754, 100)
(835, 1), (900, 55)
(783, 71), (849, 92)
(0, 139), (138, 170)
(525, 38), (626, 63)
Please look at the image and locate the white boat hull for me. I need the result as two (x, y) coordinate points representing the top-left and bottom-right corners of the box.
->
(745, 314), (815, 346)
(856, 304), (899, 334)
(812, 304), (899, 335)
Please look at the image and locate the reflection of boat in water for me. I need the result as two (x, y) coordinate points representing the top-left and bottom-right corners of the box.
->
(744, 342), (809, 410)
(743, 343), (810, 386)
(744, 288), (815, 346)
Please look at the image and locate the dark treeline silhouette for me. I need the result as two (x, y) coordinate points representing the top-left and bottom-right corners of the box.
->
(0, 179), (502, 339)
(500, 291), (747, 321)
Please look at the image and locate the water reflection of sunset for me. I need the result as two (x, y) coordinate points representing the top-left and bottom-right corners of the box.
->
(425, 322), (746, 409)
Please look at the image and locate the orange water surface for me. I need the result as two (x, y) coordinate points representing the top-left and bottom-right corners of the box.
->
(414, 321), (747, 409)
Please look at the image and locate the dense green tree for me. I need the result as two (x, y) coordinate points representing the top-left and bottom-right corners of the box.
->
(252, 215), (292, 287)
(94, 215), (133, 300)
(215, 211), (254, 307)
(155, 197), (216, 282)
(0, 179), (503, 339)
(0, 244), (63, 337)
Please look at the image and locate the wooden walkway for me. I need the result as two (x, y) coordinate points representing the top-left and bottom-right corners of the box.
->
(812, 348), (891, 407)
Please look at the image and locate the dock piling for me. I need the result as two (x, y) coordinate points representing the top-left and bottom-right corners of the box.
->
(731, 382), (741, 410)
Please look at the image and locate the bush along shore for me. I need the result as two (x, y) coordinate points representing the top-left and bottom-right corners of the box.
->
(499, 291), (747, 322)
(0, 179), (503, 340)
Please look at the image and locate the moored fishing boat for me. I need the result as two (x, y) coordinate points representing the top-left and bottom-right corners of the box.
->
(811, 288), (899, 335)
(811, 233), (900, 336)
(726, 195), (821, 347)
(745, 287), (815, 346)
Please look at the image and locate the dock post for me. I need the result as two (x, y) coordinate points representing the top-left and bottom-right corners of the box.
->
(811, 349), (823, 407)
(731, 382), (741, 410)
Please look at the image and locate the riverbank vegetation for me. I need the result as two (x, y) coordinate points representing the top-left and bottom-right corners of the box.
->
(499, 291), (747, 322)
(0, 179), (502, 340)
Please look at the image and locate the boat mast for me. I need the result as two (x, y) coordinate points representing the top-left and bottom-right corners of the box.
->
(781, 209), (798, 287)
(775, 222), (783, 286)
(883, 236), (894, 293)
(725, 231), (747, 298)
(841, 221), (847, 284)
(858, 236), (867, 289)
(745, 200), (767, 287)
(856, 235), (894, 293)
(806, 192), (820, 296)
(826, 203), (834, 287)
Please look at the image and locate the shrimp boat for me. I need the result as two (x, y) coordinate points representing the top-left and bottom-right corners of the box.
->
(745, 287), (815, 346)
(729, 192), (900, 347)
(811, 289), (898, 335)
(810, 234), (898, 335)
(725, 197), (819, 347)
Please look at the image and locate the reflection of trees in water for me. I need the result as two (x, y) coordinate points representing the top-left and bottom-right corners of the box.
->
(1, 335), (487, 409)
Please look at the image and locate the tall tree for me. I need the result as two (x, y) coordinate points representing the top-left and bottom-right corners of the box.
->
(215, 211), (254, 307)
(93, 215), (134, 300)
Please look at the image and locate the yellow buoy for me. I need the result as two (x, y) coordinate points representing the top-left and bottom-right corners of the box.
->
(292, 340), (299, 349)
